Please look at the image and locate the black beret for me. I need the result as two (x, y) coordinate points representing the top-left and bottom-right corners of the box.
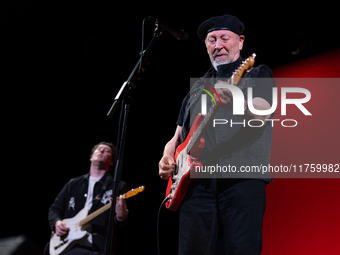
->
(197, 14), (245, 41)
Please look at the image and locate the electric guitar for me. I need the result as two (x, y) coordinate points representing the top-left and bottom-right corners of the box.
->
(49, 186), (145, 255)
(165, 54), (256, 211)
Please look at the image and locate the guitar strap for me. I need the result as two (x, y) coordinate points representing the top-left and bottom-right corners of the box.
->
(90, 174), (111, 212)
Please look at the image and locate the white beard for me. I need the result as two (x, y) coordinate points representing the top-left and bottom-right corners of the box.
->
(212, 57), (231, 70)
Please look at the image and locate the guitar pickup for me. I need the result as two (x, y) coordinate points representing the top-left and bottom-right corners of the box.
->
(173, 164), (178, 175)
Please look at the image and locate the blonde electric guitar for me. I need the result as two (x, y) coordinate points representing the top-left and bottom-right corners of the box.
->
(49, 186), (145, 255)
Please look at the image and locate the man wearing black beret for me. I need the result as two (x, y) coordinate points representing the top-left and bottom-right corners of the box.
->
(159, 14), (275, 255)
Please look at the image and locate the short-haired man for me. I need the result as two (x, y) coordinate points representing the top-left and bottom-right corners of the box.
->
(48, 142), (128, 255)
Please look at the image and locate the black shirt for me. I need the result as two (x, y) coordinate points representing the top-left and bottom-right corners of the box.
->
(176, 57), (275, 180)
(177, 57), (275, 131)
(48, 172), (128, 253)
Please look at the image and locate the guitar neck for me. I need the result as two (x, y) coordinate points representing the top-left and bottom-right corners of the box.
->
(187, 103), (218, 153)
(78, 185), (145, 227)
(186, 54), (256, 154)
(79, 203), (111, 227)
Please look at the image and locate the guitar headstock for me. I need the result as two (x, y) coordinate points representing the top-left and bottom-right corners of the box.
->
(230, 53), (256, 85)
(122, 186), (145, 199)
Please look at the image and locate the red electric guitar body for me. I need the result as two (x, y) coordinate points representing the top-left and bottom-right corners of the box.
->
(165, 114), (205, 211)
(165, 54), (256, 211)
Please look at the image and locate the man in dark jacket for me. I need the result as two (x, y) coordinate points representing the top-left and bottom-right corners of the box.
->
(48, 142), (128, 255)
(159, 15), (275, 255)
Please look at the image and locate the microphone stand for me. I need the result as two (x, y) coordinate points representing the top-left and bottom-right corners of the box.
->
(104, 25), (163, 255)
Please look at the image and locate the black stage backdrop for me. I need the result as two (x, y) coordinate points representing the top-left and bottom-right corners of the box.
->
(2, 2), (339, 254)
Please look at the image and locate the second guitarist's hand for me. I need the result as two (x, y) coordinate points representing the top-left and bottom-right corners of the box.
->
(115, 196), (127, 221)
(55, 220), (69, 237)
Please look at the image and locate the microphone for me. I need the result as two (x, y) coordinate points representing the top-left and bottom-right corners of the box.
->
(148, 16), (188, 41)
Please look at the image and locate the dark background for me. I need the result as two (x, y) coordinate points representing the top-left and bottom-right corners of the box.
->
(2, 1), (339, 254)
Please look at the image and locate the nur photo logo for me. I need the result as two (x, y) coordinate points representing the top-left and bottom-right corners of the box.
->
(197, 79), (312, 128)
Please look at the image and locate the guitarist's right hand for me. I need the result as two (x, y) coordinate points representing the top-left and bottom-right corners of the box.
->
(159, 154), (176, 180)
(159, 125), (182, 180)
(55, 220), (69, 237)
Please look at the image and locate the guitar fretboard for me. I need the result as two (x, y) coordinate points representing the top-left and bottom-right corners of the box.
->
(78, 186), (145, 227)
(79, 203), (111, 227)
(186, 102), (218, 154)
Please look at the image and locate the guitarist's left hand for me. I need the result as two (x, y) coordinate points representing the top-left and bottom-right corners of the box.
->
(115, 196), (127, 221)
(214, 80), (246, 111)
(215, 80), (272, 123)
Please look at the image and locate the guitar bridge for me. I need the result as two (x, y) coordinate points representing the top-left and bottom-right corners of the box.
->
(54, 238), (68, 250)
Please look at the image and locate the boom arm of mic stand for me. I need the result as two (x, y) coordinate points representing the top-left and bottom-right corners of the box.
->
(106, 27), (163, 119)
(104, 26), (162, 255)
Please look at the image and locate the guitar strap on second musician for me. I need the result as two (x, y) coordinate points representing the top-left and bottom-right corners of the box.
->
(91, 174), (111, 213)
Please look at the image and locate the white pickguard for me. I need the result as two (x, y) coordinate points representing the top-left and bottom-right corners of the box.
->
(170, 148), (191, 198)
(49, 186), (145, 254)
(49, 208), (89, 255)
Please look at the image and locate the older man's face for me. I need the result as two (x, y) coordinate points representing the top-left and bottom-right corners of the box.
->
(205, 30), (244, 70)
